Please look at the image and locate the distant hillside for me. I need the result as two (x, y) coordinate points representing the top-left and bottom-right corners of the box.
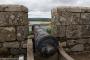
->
(28, 18), (50, 21)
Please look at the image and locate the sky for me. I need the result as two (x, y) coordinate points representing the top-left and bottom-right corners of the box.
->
(0, 0), (90, 18)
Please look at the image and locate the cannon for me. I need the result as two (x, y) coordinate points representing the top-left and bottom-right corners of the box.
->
(32, 25), (59, 57)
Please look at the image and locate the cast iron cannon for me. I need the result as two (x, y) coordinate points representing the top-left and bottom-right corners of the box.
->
(32, 25), (59, 57)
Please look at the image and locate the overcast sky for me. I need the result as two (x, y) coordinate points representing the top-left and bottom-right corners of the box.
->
(0, 0), (90, 18)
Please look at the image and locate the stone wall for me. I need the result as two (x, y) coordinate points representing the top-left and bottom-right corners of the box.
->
(51, 7), (90, 52)
(0, 5), (28, 57)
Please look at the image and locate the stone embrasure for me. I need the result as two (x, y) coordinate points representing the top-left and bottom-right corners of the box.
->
(51, 6), (90, 52)
(0, 5), (28, 57)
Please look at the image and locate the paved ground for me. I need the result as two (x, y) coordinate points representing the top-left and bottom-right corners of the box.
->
(70, 52), (90, 60)
(27, 39), (34, 60)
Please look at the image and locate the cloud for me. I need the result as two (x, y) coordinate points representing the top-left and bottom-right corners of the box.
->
(0, 0), (21, 4)
(0, 0), (90, 18)
(77, 0), (90, 7)
(28, 0), (90, 18)
(29, 0), (81, 12)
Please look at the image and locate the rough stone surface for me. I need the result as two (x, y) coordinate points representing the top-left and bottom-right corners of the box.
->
(81, 13), (90, 24)
(0, 43), (3, 48)
(17, 26), (29, 41)
(71, 44), (84, 51)
(51, 7), (90, 52)
(0, 27), (16, 42)
(3, 42), (19, 48)
(0, 12), (28, 26)
(66, 25), (81, 38)
(81, 7), (90, 12)
(10, 48), (27, 55)
(10, 48), (20, 55)
(0, 5), (28, 26)
(84, 44), (90, 51)
(8, 12), (28, 25)
(0, 58), (18, 60)
(56, 7), (82, 12)
(81, 25), (90, 37)
(67, 40), (76, 46)
(0, 5), (28, 57)
(0, 12), (9, 26)
(76, 39), (88, 44)
(0, 5), (28, 12)
(21, 40), (27, 48)
(87, 38), (90, 44)
(59, 12), (80, 25)
(71, 13), (81, 24)
(56, 25), (66, 37)
(0, 47), (10, 57)
(61, 42), (66, 47)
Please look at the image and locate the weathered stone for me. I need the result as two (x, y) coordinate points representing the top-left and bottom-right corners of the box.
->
(0, 12), (9, 26)
(57, 7), (82, 12)
(0, 27), (16, 42)
(58, 11), (72, 25)
(8, 12), (28, 25)
(65, 48), (71, 52)
(3, 42), (19, 48)
(71, 13), (81, 24)
(81, 25), (90, 38)
(0, 58), (19, 60)
(76, 39), (88, 44)
(17, 26), (29, 41)
(51, 6), (90, 52)
(0, 47), (10, 57)
(66, 25), (81, 38)
(21, 40), (27, 48)
(61, 42), (66, 47)
(56, 25), (66, 37)
(81, 13), (90, 24)
(51, 25), (59, 37)
(57, 7), (90, 13)
(52, 8), (81, 25)
(0, 5), (28, 12)
(51, 8), (90, 24)
(84, 44), (90, 51)
(81, 7), (90, 12)
(0, 43), (2, 47)
(71, 44), (84, 51)
(0, 5), (28, 57)
(87, 38), (90, 44)
(10, 48), (21, 55)
(0, 5), (28, 26)
(67, 40), (76, 46)
(10, 48), (27, 55)
(59, 12), (80, 25)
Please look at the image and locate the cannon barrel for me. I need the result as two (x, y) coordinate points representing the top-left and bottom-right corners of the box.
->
(32, 25), (59, 57)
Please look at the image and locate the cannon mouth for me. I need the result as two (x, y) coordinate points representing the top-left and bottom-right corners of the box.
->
(36, 36), (59, 57)
(40, 44), (57, 57)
